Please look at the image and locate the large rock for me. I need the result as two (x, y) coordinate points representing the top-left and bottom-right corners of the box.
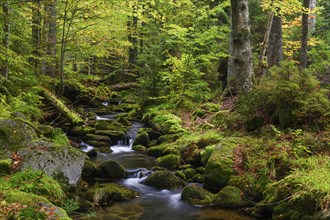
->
(142, 170), (185, 190)
(181, 184), (215, 206)
(82, 160), (98, 181)
(133, 131), (149, 147)
(214, 186), (249, 208)
(203, 145), (235, 193)
(18, 140), (86, 186)
(155, 154), (181, 170)
(0, 119), (38, 150)
(87, 183), (138, 207)
(97, 159), (126, 180)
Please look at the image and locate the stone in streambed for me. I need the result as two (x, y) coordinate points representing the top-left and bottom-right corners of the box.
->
(142, 170), (185, 190)
(214, 186), (249, 208)
(133, 131), (149, 147)
(86, 134), (112, 144)
(95, 130), (125, 143)
(155, 154), (181, 170)
(181, 184), (215, 206)
(82, 160), (98, 181)
(87, 183), (138, 207)
(97, 159), (126, 180)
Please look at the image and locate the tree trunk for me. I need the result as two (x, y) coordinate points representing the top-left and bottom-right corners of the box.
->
(300, 0), (310, 69)
(258, 12), (274, 77)
(128, 3), (138, 70)
(309, 0), (316, 33)
(45, 0), (57, 77)
(2, 0), (10, 79)
(31, 0), (42, 74)
(227, 0), (254, 94)
(267, 12), (282, 69)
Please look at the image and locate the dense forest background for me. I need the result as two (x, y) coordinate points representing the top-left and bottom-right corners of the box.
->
(0, 0), (329, 219)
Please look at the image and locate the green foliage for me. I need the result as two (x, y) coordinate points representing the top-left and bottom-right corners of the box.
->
(62, 198), (79, 215)
(51, 128), (70, 146)
(3, 170), (66, 206)
(0, 95), (11, 119)
(238, 61), (330, 129)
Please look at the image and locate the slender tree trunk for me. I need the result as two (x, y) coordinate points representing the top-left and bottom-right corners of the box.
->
(2, 0), (10, 79)
(267, 12), (282, 69)
(128, 3), (138, 70)
(309, 0), (316, 33)
(300, 0), (310, 69)
(45, 0), (57, 77)
(228, 0), (254, 94)
(31, 0), (42, 74)
(259, 12), (274, 77)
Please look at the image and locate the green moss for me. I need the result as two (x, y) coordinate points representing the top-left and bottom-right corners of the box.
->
(183, 168), (196, 179)
(0, 159), (11, 175)
(155, 154), (181, 170)
(143, 170), (186, 189)
(7, 170), (66, 205)
(87, 183), (138, 206)
(98, 160), (126, 180)
(181, 184), (215, 206)
(214, 186), (249, 208)
(86, 134), (112, 143)
(132, 144), (146, 152)
(134, 131), (149, 147)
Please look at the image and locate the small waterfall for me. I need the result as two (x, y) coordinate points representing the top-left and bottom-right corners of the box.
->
(79, 142), (94, 152)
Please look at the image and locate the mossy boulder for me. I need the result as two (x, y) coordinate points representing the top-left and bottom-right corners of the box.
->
(2, 190), (71, 220)
(87, 183), (138, 207)
(155, 154), (181, 170)
(214, 186), (249, 208)
(82, 160), (98, 181)
(142, 170), (186, 190)
(132, 144), (146, 152)
(133, 131), (149, 147)
(98, 159), (126, 180)
(157, 134), (181, 144)
(0, 158), (11, 175)
(181, 144), (201, 165)
(86, 134), (112, 144)
(69, 125), (95, 136)
(203, 145), (235, 193)
(147, 145), (168, 157)
(86, 140), (110, 149)
(0, 119), (38, 150)
(181, 184), (215, 206)
(95, 130), (125, 143)
(18, 141), (86, 186)
(192, 174), (204, 183)
(183, 168), (196, 179)
(3, 170), (66, 206)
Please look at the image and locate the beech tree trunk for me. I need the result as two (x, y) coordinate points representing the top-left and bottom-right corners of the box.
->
(259, 12), (274, 77)
(227, 0), (254, 94)
(267, 12), (282, 69)
(300, 0), (310, 69)
(128, 3), (138, 70)
(2, 0), (10, 79)
(31, 0), (42, 74)
(45, 0), (57, 77)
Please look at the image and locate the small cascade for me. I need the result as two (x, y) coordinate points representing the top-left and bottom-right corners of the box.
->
(79, 142), (94, 152)
(111, 122), (143, 153)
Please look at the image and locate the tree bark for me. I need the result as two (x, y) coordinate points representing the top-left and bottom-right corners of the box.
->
(227, 0), (254, 94)
(267, 12), (282, 69)
(300, 0), (310, 69)
(128, 3), (138, 70)
(31, 0), (42, 74)
(45, 0), (57, 77)
(2, 0), (10, 79)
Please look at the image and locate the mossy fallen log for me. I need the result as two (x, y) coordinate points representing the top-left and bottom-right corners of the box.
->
(40, 87), (84, 125)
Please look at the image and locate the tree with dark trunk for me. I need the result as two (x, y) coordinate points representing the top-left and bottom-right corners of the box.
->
(45, 0), (57, 77)
(227, 0), (254, 94)
(267, 10), (283, 70)
(31, 0), (42, 74)
(2, 0), (10, 79)
(300, 0), (311, 69)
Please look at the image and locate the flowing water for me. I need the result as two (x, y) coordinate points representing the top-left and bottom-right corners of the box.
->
(83, 121), (255, 220)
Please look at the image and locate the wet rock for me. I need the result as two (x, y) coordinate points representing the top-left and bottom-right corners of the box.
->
(214, 186), (249, 208)
(155, 154), (181, 170)
(182, 168), (196, 179)
(133, 131), (149, 147)
(70, 126), (95, 136)
(95, 130), (125, 143)
(0, 119), (38, 150)
(147, 145), (168, 157)
(157, 134), (181, 144)
(192, 174), (204, 183)
(97, 159), (126, 180)
(85, 148), (98, 158)
(86, 134), (112, 144)
(132, 144), (146, 152)
(82, 160), (98, 181)
(18, 140), (86, 186)
(86, 140), (110, 149)
(87, 183), (138, 207)
(142, 170), (186, 190)
(181, 184), (215, 206)
(203, 145), (235, 193)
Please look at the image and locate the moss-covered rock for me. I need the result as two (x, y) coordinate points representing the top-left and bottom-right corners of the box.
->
(82, 160), (98, 181)
(147, 145), (168, 157)
(157, 134), (181, 144)
(95, 130), (125, 143)
(142, 170), (186, 190)
(0, 119), (38, 150)
(181, 184), (215, 206)
(2, 190), (71, 220)
(214, 186), (249, 208)
(70, 126), (95, 136)
(183, 168), (196, 179)
(0, 158), (11, 175)
(86, 134), (112, 144)
(133, 131), (149, 147)
(203, 144), (235, 193)
(155, 154), (181, 170)
(132, 144), (147, 152)
(86, 140), (110, 149)
(87, 183), (138, 207)
(18, 141), (86, 186)
(192, 174), (204, 183)
(175, 170), (186, 180)
(98, 160), (126, 180)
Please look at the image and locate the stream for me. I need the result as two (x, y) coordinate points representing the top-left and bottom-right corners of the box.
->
(82, 117), (255, 220)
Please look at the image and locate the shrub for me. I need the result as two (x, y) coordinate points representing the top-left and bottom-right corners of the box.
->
(238, 61), (330, 130)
